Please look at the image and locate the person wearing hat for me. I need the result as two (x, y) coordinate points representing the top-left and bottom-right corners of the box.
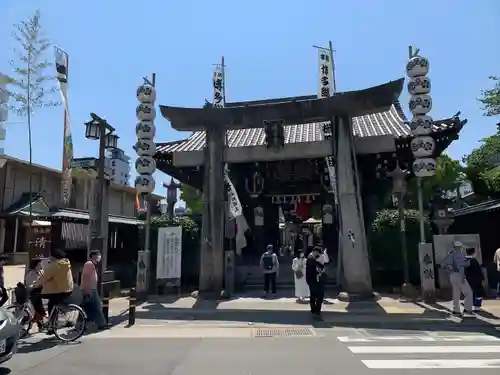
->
(260, 244), (279, 296)
(80, 250), (107, 329)
(441, 240), (473, 315)
(0, 254), (8, 307)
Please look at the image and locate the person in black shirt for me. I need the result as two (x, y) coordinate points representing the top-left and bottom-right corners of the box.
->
(465, 247), (485, 311)
(306, 247), (326, 318)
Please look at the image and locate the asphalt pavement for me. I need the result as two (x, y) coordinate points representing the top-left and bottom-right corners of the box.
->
(3, 324), (500, 375)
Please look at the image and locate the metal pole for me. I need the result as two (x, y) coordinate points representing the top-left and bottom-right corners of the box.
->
(97, 119), (106, 296)
(328, 41), (337, 94)
(399, 192), (409, 284)
(417, 177), (426, 243)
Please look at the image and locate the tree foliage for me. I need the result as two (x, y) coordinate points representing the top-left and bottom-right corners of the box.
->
(463, 129), (500, 197)
(5, 10), (60, 117)
(405, 154), (463, 207)
(478, 76), (500, 117)
(370, 208), (431, 286)
(179, 184), (203, 214)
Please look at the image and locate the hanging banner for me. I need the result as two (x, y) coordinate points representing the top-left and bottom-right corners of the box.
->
(0, 73), (7, 155)
(156, 226), (182, 281)
(318, 49), (333, 98)
(213, 64), (247, 252)
(55, 47), (74, 206)
(317, 48), (337, 203)
(213, 66), (224, 109)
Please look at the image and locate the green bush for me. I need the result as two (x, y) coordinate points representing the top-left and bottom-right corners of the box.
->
(370, 208), (431, 287)
(138, 215), (200, 291)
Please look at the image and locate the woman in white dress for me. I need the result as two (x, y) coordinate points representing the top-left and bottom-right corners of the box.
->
(292, 251), (309, 301)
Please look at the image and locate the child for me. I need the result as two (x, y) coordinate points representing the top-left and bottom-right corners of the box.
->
(465, 248), (485, 311)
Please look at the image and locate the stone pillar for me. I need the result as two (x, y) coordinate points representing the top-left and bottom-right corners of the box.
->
(335, 116), (373, 296)
(198, 124), (225, 296)
(208, 125), (225, 294)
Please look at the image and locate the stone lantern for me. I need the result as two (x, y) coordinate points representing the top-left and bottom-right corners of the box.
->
(432, 205), (454, 234)
(387, 162), (411, 285)
(162, 177), (181, 216)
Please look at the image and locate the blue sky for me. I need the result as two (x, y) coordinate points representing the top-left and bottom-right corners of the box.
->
(1, 0), (499, 196)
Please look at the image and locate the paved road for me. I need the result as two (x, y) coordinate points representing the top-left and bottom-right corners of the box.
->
(3, 325), (500, 374)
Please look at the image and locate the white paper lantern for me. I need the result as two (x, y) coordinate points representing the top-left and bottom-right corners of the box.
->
(136, 84), (156, 103)
(409, 94), (432, 115)
(409, 115), (433, 135)
(136, 121), (156, 139)
(412, 158), (437, 177)
(406, 56), (430, 78)
(135, 138), (156, 157)
(135, 174), (156, 193)
(135, 156), (156, 175)
(410, 136), (436, 158)
(407, 76), (431, 96)
(136, 103), (156, 121)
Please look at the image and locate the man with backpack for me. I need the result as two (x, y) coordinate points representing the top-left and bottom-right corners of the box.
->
(441, 241), (473, 315)
(260, 245), (279, 296)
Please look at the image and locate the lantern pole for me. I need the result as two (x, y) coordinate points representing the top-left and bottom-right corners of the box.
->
(143, 73), (156, 266)
(408, 46), (425, 244)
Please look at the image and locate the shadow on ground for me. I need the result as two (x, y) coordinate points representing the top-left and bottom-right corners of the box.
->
(108, 297), (500, 338)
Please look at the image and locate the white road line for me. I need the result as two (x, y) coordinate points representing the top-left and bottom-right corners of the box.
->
(349, 345), (500, 353)
(337, 335), (500, 342)
(361, 359), (500, 369)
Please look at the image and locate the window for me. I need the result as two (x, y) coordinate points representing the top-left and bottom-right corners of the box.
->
(112, 169), (115, 176)
(111, 161), (116, 167)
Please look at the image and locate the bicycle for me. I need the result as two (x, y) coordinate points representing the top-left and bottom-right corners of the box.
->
(6, 286), (87, 342)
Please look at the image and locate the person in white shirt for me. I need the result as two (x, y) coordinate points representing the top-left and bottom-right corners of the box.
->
(292, 251), (308, 301)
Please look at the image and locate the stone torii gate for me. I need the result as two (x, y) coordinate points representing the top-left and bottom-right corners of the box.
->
(160, 79), (404, 298)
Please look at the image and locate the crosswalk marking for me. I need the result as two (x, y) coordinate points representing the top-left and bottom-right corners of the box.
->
(362, 359), (500, 369)
(349, 345), (500, 353)
(337, 335), (500, 342)
(338, 333), (500, 369)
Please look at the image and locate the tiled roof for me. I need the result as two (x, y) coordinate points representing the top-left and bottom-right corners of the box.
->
(156, 101), (452, 154)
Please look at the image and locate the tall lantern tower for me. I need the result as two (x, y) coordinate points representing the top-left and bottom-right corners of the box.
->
(135, 83), (157, 196)
(407, 50), (437, 182)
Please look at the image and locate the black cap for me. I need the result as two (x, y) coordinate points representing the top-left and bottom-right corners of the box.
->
(90, 250), (101, 257)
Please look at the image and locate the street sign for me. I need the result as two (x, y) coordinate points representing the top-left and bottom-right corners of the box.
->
(71, 157), (97, 169)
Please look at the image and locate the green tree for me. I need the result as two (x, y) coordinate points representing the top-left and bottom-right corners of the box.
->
(180, 184), (203, 214)
(463, 129), (500, 197)
(405, 154), (463, 207)
(3, 10), (60, 219)
(478, 76), (500, 117)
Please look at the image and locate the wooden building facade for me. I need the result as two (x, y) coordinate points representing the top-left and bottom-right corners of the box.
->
(0, 155), (162, 265)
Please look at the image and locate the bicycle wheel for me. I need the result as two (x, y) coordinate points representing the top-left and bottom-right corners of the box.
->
(52, 304), (87, 342)
(5, 304), (32, 339)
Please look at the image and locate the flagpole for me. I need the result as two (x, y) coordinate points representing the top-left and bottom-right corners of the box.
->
(221, 56), (226, 104)
(62, 51), (69, 190)
(328, 41), (337, 94)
